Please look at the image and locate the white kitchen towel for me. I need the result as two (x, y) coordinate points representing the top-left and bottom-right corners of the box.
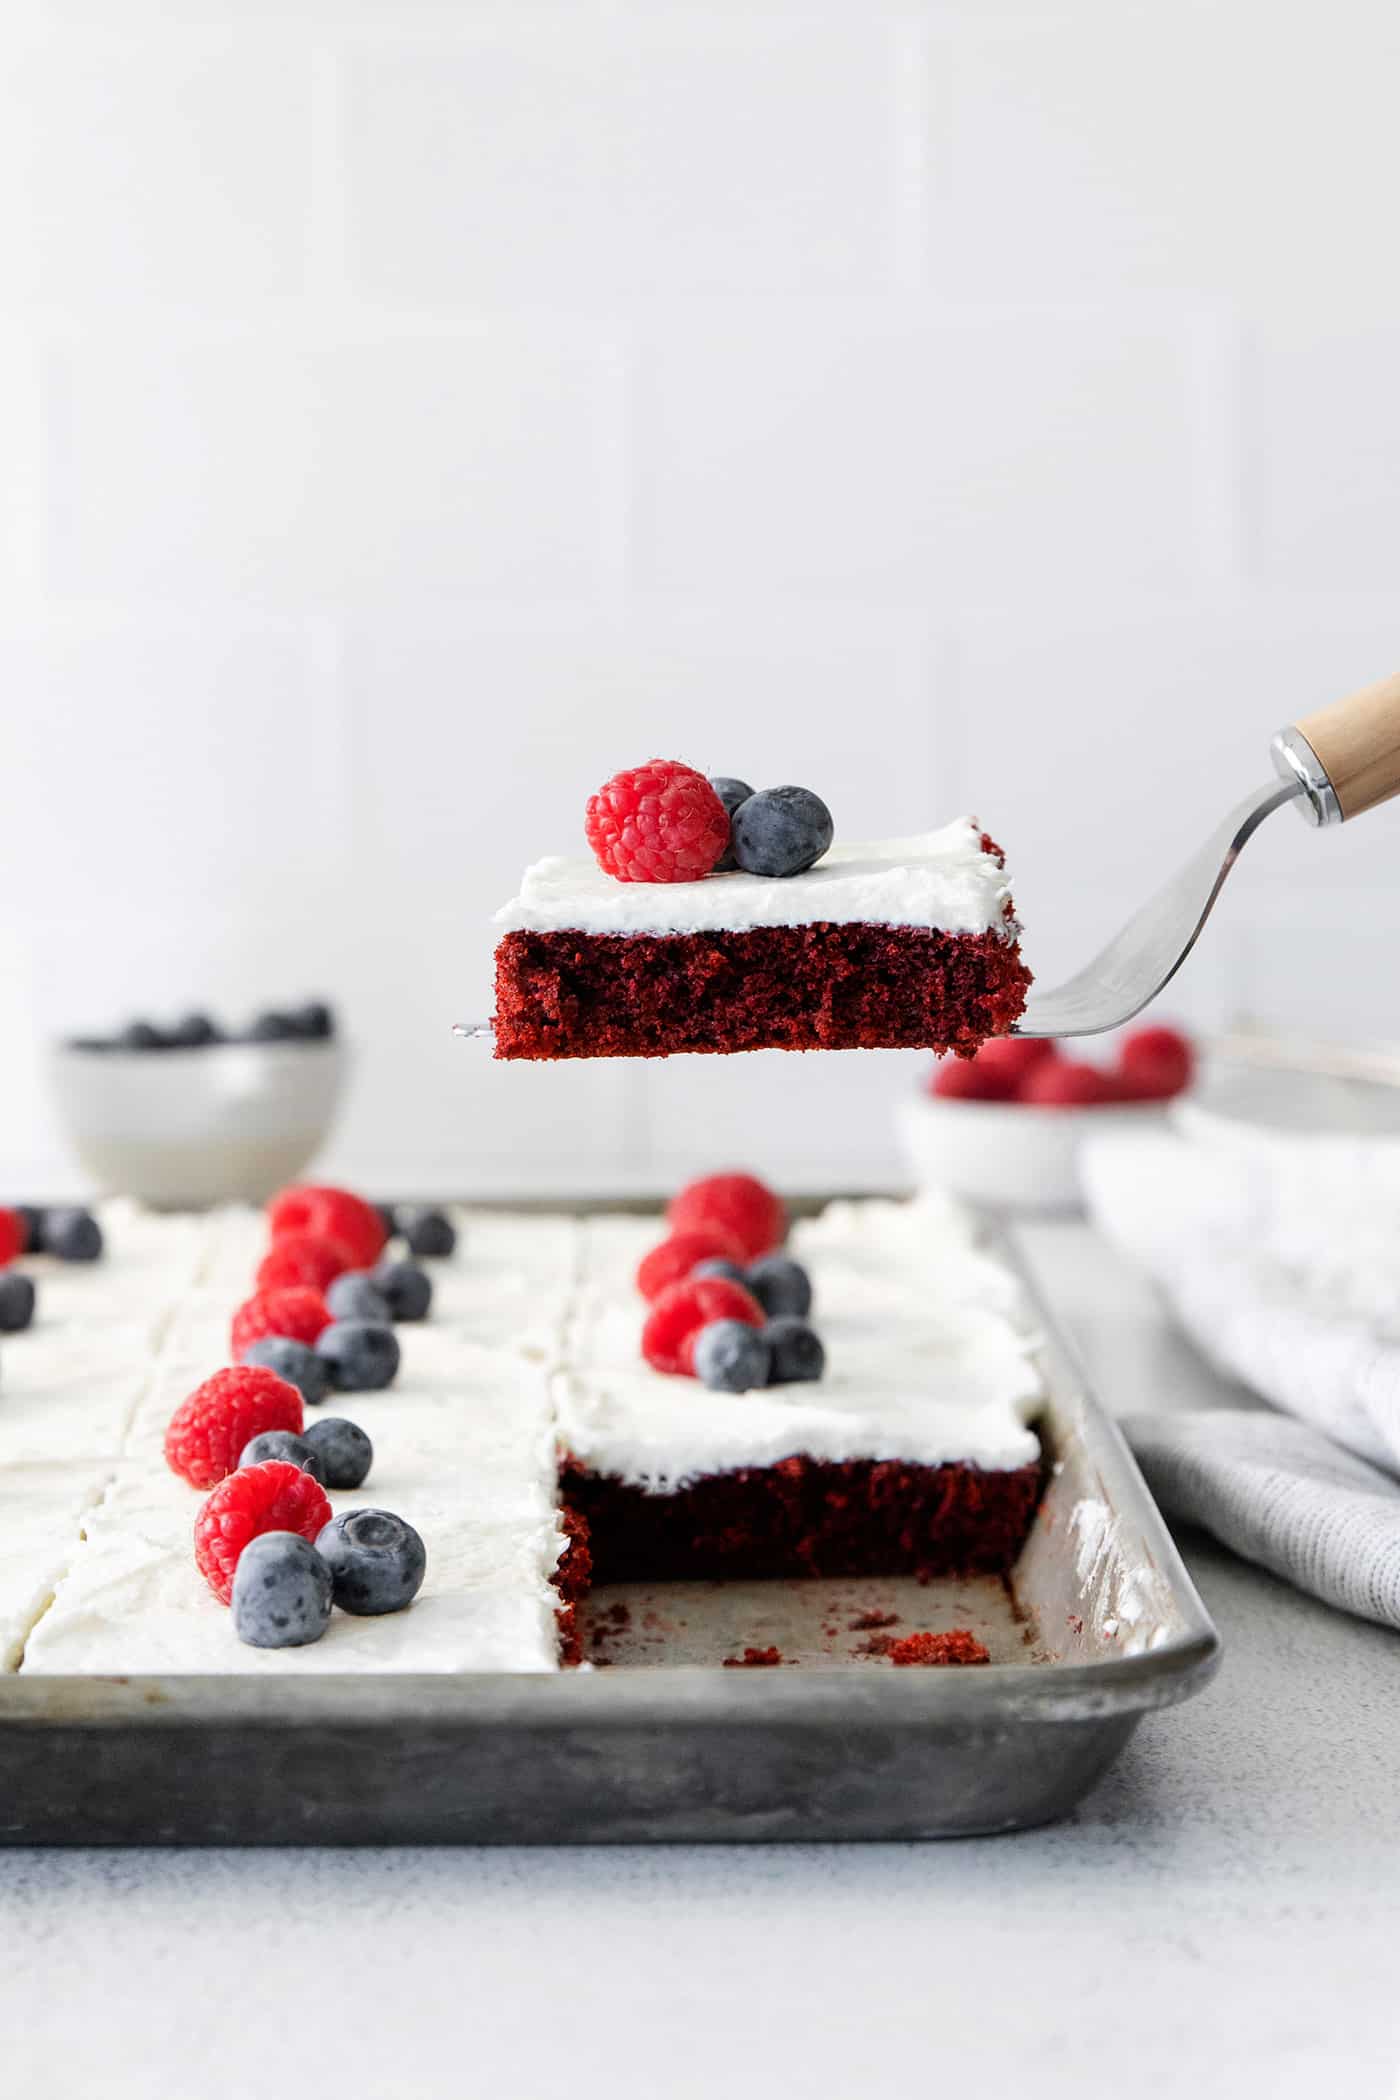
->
(1082, 1127), (1400, 1628)
(1123, 1409), (1400, 1631)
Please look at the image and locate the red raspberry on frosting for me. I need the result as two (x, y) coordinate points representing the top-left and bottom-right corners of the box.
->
(642, 1275), (765, 1376)
(635, 1226), (746, 1303)
(266, 1185), (387, 1271)
(231, 1285), (332, 1360)
(666, 1172), (786, 1262)
(164, 1364), (304, 1490)
(194, 1460), (332, 1604)
(585, 760), (730, 884)
(255, 1231), (355, 1295)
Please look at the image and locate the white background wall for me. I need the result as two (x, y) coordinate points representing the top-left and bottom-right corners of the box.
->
(3, 0), (1399, 1199)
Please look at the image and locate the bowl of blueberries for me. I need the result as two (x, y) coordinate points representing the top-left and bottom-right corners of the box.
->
(48, 1001), (348, 1209)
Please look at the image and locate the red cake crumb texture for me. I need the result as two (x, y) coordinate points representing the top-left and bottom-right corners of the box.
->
(549, 1506), (594, 1668)
(929, 1022), (1194, 1108)
(849, 1609), (899, 1631)
(230, 1284), (333, 1359)
(723, 1646), (783, 1668)
(641, 1274), (765, 1376)
(194, 1461), (333, 1604)
(495, 921), (1030, 1062)
(635, 1225), (745, 1303)
(667, 1172), (787, 1261)
(560, 1453), (1041, 1585)
(888, 1629), (991, 1667)
(164, 1364), (304, 1490)
(585, 761), (731, 885)
(266, 1185), (387, 1271)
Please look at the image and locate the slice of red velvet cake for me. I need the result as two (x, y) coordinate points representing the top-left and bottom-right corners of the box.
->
(494, 820), (1030, 1060)
(554, 1193), (1046, 1589)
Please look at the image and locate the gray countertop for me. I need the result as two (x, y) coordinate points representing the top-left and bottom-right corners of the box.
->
(3, 1222), (1397, 2098)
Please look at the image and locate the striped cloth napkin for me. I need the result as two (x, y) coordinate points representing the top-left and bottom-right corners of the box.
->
(1081, 1128), (1400, 1631)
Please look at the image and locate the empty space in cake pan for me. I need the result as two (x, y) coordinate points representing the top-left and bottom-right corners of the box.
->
(579, 1572), (1041, 1669)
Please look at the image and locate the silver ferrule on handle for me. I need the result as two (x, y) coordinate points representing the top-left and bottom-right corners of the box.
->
(1270, 726), (1342, 829)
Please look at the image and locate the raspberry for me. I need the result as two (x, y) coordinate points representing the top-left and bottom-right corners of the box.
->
(974, 1037), (1056, 1087)
(231, 1285), (332, 1360)
(1117, 1025), (1194, 1102)
(666, 1172), (786, 1261)
(642, 1276), (764, 1376)
(930, 1056), (1016, 1102)
(635, 1226), (745, 1303)
(266, 1185), (387, 1270)
(0, 1208), (22, 1267)
(164, 1365), (305, 1490)
(585, 760), (730, 884)
(194, 1461), (333, 1605)
(1019, 1059), (1123, 1109)
(255, 1232), (355, 1294)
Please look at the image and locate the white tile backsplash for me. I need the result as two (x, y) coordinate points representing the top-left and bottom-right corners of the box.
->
(4, 2), (1400, 1197)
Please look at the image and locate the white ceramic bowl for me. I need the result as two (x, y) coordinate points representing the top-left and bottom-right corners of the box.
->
(896, 1089), (1169, 1213)
(46, 1038), (349, 1208)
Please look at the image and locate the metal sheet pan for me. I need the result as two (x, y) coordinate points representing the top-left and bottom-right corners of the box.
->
(0, 1221), (1219, 1844)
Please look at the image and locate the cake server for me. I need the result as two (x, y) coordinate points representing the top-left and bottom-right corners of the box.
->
(1014, 669), (1400, 1037)
(456, 670), (1400, 1046)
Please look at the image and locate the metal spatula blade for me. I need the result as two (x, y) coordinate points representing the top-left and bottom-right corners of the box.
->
(1016, 670), (1400, 1037)
(1013, 779), (1297, 1038)
(458, 672), (1400, 1048)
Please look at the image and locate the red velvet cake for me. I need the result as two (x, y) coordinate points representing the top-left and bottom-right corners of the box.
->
(493, 820), (1030, 1060)
(553, 1194), (1046, 1597)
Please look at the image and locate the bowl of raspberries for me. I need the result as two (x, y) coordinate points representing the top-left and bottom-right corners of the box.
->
(898, 1026), (1195, 1213)
(48, 1001), (348, 1208)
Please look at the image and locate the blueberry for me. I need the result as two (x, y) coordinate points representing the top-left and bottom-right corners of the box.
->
(375, 1203), (399, 1242)
(372, 1258), (433, 1322)
(15, 1206), (45, 1255)
(303, 1416), (373, 1491)
(43, 1208), (103, 1263)
(731, 785), (833, 879)
(709, 776), (756, 870)
(764, 1317), (825, 1384)
(119, 1019), (167, 1051)
(325, 1270), (392, 1324)
(691, 1256), (748, 1287)
(240, 1334), (331, 1407)
(238, 1429), (326, 1483)
(249, 1009), (297, 1042)
(316, 1320), (401, 1392)
(746, 1254), (813, 1320)
(169, 1011), (219, 1048)
(692, 1319), (772, 1393)
(232, 1532), (333, 1649)
(0, 1272), (36, 1333)
(400, 1207), (456, 1259)
(290, 1000), (334, 1040)
(315, 1509), (426, 1616)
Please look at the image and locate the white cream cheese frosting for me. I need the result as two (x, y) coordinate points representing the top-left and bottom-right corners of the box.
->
(556, 1199), (1044, 1493)
(11, 1193), (1043, 1674)
(494, 821), (1017, 940)
(19, 1205), (573, 1676)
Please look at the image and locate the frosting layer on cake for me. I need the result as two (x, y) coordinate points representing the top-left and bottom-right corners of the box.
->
(556, 1198), (1043, 1494)
(495, 821), (1016, 939)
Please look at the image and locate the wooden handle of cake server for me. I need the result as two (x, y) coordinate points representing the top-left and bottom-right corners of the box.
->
(1292, 671), (1400, 822)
